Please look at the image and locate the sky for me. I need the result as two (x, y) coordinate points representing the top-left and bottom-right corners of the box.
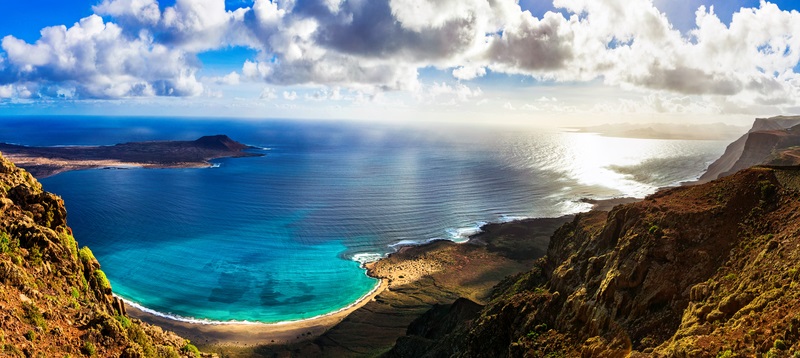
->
(0, 0), (799, 126)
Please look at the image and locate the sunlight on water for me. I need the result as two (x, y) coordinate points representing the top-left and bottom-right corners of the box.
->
(7, 118), (729, 323)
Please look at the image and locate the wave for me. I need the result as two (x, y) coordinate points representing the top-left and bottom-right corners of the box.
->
(350, 252), (385, 265)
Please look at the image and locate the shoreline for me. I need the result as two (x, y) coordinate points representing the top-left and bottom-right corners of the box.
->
(3, 154), (217, 178)
(125, 197), (640, 348)
(126, 279), (388, 347)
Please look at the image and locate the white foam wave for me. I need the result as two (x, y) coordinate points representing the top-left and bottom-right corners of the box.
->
(499, 215), (529, 223)
(116, 278), (382, 326)
(350, 252), (385, 265)
(445, 222), (486, 242)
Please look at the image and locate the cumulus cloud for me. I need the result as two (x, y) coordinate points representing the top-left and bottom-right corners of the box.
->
(208, 71), (241, 85)
(452, 66), (486, 80)
(0, 0), (799, 109)
(0, 15), (204, 98)
(283, 90), (298, 100)
(0, 84), (13, 98)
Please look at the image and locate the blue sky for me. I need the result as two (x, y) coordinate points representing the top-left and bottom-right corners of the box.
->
(1, 0), (799, 125)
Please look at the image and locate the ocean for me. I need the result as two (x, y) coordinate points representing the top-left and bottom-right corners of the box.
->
(0, 116), (730, 323)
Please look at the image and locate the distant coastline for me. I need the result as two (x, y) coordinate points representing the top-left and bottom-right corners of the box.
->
(0, 134), (262, 178)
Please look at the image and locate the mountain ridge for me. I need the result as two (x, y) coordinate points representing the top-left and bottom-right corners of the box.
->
(0, 153), (209, 357)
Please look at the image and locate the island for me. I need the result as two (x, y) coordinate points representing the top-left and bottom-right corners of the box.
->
(0, 135), (262, 178)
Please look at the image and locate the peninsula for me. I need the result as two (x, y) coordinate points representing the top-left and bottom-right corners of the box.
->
(0, 135), (261, 178)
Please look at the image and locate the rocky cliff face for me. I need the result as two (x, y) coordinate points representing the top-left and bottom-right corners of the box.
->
(699, 116), (800, 182)
(388, 166), (800, 357)
(0, 153), (204, 357)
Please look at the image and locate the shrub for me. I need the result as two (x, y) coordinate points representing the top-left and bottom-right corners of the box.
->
(82, 341), (96, 357)
(774, 339), (787, 350)
(649, 224), (663, 238)
(78, 247), (95, 265)
(716, 349), (733, 358)
(29, 245), (43, 266)
(182, 341), (200, 357)
(759, 180), (776, 199)
(93, 270), (111, 291)
(0, 232), (13, 254)
(114, 315), (131, 329)
(24, 330), (36, 341)
(22, 302), (46, 330)
(59, 232), (78, 259)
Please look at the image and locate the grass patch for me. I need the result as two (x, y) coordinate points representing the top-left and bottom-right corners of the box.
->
(82, 341), (96, 357)
(723, 273), (738, 281)
(78, 247), (95, 265)
(0, 232), (17, 254)
(182, 341), (200, 357)
(93, 270), (111, 291)
(24, 330), (36, 342)
(29, 245), (42, 266)
(22, 302), (46, 330)
(114, 315), (131, 329)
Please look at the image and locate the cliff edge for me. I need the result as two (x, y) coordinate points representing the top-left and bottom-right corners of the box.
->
(0, 153), (206, 357)
(387, 166), (800, 357)
(698, 116), (800, 183)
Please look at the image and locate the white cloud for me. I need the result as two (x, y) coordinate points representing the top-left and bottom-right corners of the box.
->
(424, 82), (483, 103)
(208, 72), (241, 85)
(1, 15), (203, 98)
(259, 87), (277, 100)
(93, 0), (161, 26)
(283, 91), (298, 100)
(452, 66), (487, 80)
(0, 85), (13, 98)
(1, 0), (799, 111)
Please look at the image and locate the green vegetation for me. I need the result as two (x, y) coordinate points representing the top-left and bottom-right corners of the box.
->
(115, 315), (132, 329)
(24, 330), (36, 342)
(127, 324), (157, 357)
(93, 270), (111, 291)
(0, 232), (18, 254)
(773, 339), (787, 350)
(716, 349), (733, 358)
(723, 273), (738, 281)
(70, 286), (80, 299)
(82, 341), (96, 357)
(182, 341), (200, 357)
(29, 245), (42, 266)
(758, 180), (777, 199)
(59, 232), (78, 259)
(648, 224), (663, 238)
(78, 246), (95, 265)
(22, 302), (46, 330)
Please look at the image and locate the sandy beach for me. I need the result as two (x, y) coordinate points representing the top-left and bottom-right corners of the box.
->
(126, 279), (388, 347)
(125, 201), (633, 355)
(2, 153), (213, 178)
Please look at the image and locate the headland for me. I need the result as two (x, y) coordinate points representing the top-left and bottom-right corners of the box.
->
(0, 135), (262, 178)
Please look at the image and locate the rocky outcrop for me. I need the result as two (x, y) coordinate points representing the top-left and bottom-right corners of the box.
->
(389, 166), (800, 357)
(699, 116), (800, 182)
(0, 153), (207, 357)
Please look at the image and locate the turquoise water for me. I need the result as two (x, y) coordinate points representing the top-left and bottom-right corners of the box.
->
(0, 117), (731, 323)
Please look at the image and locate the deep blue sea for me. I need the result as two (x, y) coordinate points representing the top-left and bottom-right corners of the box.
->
(0, 116), (731, 323)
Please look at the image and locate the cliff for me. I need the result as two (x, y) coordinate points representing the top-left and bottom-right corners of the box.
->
(387, 166), (800, 357)
(698, 116), (800, 182)
(0, 153), (206, 357)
